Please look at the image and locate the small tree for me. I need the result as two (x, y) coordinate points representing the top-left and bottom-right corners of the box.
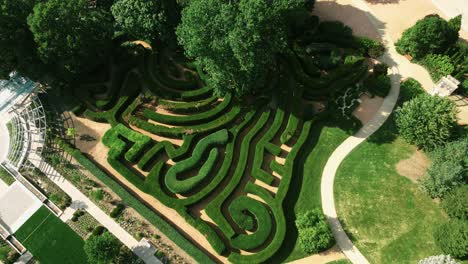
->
(84, 232), (121, 264)
(395, 94), (457, 149)
(433, 220), (468, 259)
(296, 209), (334, 254)
(441, 185), (468, 220)
(420, 136), (468, 198)
(395, 14), (461, 59)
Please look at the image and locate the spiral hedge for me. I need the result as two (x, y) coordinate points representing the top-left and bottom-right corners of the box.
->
(75, 39), (371, 263)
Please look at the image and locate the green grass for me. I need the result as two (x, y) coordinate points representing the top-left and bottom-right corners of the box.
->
(15, 207), (88, 264)
(271, 120), (353, 263)
(0, 167), (15, 186)
(335, 117), (446, 263)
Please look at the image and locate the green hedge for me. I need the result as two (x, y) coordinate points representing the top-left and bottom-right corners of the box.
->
(280, 114), (300, 144)
(165, 130), (229, 194)
(158, 96), (218, 114)
(143, 93), (232, 126)
(229, 196), (273, 250)
(57, 141), (214, 264)
(102, 124), (152, 163)
(131, 105), (241, 138)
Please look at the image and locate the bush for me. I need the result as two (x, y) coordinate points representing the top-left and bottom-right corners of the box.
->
(373, 63), (388, 76)
(399, 78), (424, 103)
(420, 136), (468, 198)
(296, 209), (334, 254)
(110, 204), (125, 218)
(92, 226), (106, 236)
(461, 79), (468, 94)
(418, 255), (459, 264)
(395, 94), (457, 149)
(357, 37), (385, 58)
(364, 74), (391, 97)
(421, 54), (454, 81)
(442, 185), (468, 220)
(433, 219), (468, 258)
(90, 189), (104, 202)
(395, 15), (461, 58)
(84, 232), (121, 264)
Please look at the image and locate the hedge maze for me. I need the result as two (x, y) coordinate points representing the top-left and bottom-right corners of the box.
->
(75, 18), (380, 263)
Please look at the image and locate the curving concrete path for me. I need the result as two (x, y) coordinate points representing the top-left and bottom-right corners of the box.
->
(319, 0), (428, 263)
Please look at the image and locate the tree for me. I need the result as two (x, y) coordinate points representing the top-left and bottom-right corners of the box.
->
(27, 0), (113, 75)
(395, 94), (457, 149)
(111, 0), (172, 43)
(177, 0), (310, 96)
(433, 219), (468, 259)
(442, 185), (468, 220)
(420, 136), (468, 198)
(395, 14), (461, 59)
(84, 232), (121, 264)
(0, 0), (40, 78)
(295, 208), (334, 254)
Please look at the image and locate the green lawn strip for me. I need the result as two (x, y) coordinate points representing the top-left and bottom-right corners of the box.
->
(271, 119), (355, 263)
(15, 207), (88, 264)
(0, 166), (15, 186)
(335, 117), (446, 263)
(58, 141), (215, 263)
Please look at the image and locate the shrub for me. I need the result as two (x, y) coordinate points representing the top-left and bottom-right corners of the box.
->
(420, 136), (468, 198)
(296, 209), (334, 254)
(92, 226), (106, 236)
(84, 232), (121, 264)
(461, 79), (468, 94)
(399, 78), (424, 103)
(421, 54), (454, 81)
(373, 63), (388, 76)
(442, 185), (468, 220)
(364, 74), (391, 97)
(395, 15), (461, 58)
(433, 220), (468, 258)
(110, 204), (125, 218)
(357, 37), (385, 58)
(90, 189), (104, 202)
(418, 255), (459, 264)
(395, 94), (457, 149)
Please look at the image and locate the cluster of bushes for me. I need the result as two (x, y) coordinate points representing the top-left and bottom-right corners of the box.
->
(365, 63), (391, 97)
(71, 210), (85, 222)
(84, 231), (144, 264)
(110, 204), (126, 218)
(295, 209), (334, 254)
(396, 14), (466, 90)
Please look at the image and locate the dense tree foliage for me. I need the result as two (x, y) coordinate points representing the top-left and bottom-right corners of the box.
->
(395, 15), (461, 59)
(27, 0), (113, 75)
(395, 94), (457, 149)
(421, 136), (468, 198)
(0, 0), (39, 78)
(421, 54), (454, 81)
(177, 0), (312, 96)
(84, 232), (121, 264)
(433, 219), (468, 259)
(295, 209), (334, 254)
(442, 185), (468, 220)
(111, 0), (172, 43)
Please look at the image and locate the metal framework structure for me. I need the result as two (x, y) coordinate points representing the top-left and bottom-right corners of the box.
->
(1, 72), (47, 172)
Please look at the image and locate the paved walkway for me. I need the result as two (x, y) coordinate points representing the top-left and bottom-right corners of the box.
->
(29, 154), (162, 264)
(319, 0), (423, 263)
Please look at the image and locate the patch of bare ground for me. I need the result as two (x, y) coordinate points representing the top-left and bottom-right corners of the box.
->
(396, 149), (430, 183)
(353, 94), (384, 125)
(287, 245), (345, 264)
(314, 0), (381, 40)
(72, 113), (111, 154)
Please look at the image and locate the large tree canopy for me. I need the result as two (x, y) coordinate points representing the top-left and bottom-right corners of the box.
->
(177, 0), (311, 96)
(395, 14), (461, 59)
(111, 0), (172, 43)
(0, 0), (38, 78)
(27, 0), (114, 75)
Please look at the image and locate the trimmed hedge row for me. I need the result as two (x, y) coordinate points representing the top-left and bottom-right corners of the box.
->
(130, 105), (241, 138)
(280, 114), (300, 144)
(143, 93), (232, 126)
(205, 110), (272, 240)
(158, 96), (218, 114)
(165, 129), (229, 194)
(229, 196), (273, 250)
(149, 52), (199, 91)
(57, 140), (215, 263)
(102, 124), (152, 163)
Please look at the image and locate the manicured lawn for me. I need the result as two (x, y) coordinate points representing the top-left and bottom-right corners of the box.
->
(335, 118), (446, 263)
(272, 121), (354, 263)
(0, 166), (15, 186)
(15, 207), (88, 264)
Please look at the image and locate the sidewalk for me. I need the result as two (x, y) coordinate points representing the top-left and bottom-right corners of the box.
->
(29, 154), (162, 264)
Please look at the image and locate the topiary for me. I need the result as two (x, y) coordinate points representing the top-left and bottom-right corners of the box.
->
(433, 219), (468, 259)
(296, 208), (334, 254)
(395, 94), (457, 150)
(441, 185), (468, 220)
